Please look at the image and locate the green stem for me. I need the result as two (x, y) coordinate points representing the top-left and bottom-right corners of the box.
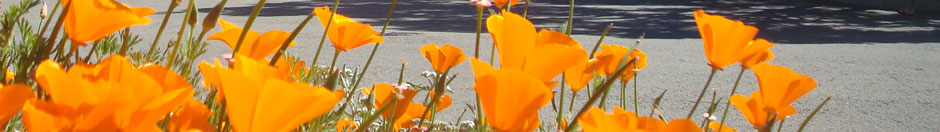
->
(474, 7), (483, 58)
(588, 23), (612, 59)
(564, 58), (638, 132)
(522, 0), (530, 17)
(777, 118), (786, 132)
(797, 96), (832, 132)
(356, 96), (397, 132)
(717, 68), (747, 132)
(146, 1), (179, 60)
(686, 68), (718, 119)
(328, 49), (341, 71)
(231, 0), (268, 58)
(167, 0), (195, 66)
(38, 0), (62, 38)
(119, 28), (131, 55)
(43, 0), (73, 60)
(557, 77), (566, 131)
(565, 0), (575, 35)
(633, 72), (639, 116)
(311, 0), (342, 67)
(397, 60), (406, 85)
(568, 91), (577, 113)
(417, 70), (450, 128)
(351, 0), (398, 89)
(701, 89), (718, 130)
(474, 93), (485, 132)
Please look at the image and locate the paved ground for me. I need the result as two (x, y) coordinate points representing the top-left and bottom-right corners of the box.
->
(5, 0), (940, 131)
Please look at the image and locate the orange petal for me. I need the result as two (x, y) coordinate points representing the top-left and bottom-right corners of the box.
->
(738, 39), (775, 68)
(523, 45), (588, 83)
(207, 18), (261, 53)
(331, 22), (384, 51)
(1, 84), (34, 126)
(169, 99), (215, 132)
(708, 122), (739, 132)
(663, 119), (702, 132)
(473, 69), (552, 132)
(752, 64), (817, 111)
(469, 58), (496, 80)
(63, 0), (155, 44)
(536, 29), (581, 49)
(694, 10), (758, 69)
(336, 118), (358, 132)
(249, 30), (296, 59)
(486, 12), (536, 70)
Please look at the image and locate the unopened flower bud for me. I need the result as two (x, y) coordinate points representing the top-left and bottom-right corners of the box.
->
(40, 1), (47, 18)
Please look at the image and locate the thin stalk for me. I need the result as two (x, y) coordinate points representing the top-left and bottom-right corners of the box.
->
(38, 0), (62, 37)
(717, 68), (747, 132)
(43, 0), (73, 59)
(797, 96), (832, 132)
(310, 0), (342, 67)
(522, 0), (530, 17)
(83, 40), (100, 61)
(328, 49), (341, 71)
(473, 6), (483, 58)
(417, 70), (450, 128)
(599, 83), (611, 110)
(588, 23), (612, 59)
(397, 60), (406, 85)
(777, 118), (786, 132)
(686, 68), (718, 119)
(556, 77), (566, 131)
(146, 1), (180, 60)
(568, 91), (577, 113)
(119, 28), (131, 55)
(701, 89), (718, 130)
(633, 72), (639, 115)
(166, 0), (195, 66)
(564, 58), (637, 132)
(350, 0), (398, 89)
(268, 11), (315, 65)
(565, 0), (575, 35)
(231, 0), (268, 57)
(620, 81), (626, 109)
(474, 94), (485, 132)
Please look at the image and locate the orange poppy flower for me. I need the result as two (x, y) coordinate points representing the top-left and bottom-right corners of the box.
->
(168, 99), (215, 132)
(208, 18), (297, 59)
(485, 12), (587, 86)
(428, 90), (453, 112)
(362, 83), (428, 120)
(3, 69), (12, 83)
(564, 59), (594, 92)
(590, 44), (647, 81)
(27, 55), (194, 131)
(198, 58), (225, 89)
(694, 10), (759, 69)
(63, 0), (154, 46)
(216, 60), (342, 132)
(730, 92), (796, 129)
(708, 122), (739, 132)
(738, 39), (775, 68)
(421, 43), (466, 73)
(0, 84), (32, 127)
(577, 106), (666, 132)
(752, 64), (817, 112)
(336, 118), (358, 132)
(393, 115), (416, 131)
(663, 119), (703, 132)
(314, 6), (385, 52)
(492, 0), (521, 9)
(473, 67), (553, 132)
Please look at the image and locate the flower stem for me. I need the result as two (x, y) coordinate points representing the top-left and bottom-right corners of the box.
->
(568, 91), (577, 113)
(797, 96), (832, 132)
(356, 96), (396, 132)
(231, 0), (268, 58)
(351, 0), (398, 89)
(777, 118), (786, 132)
(557, 77), (566, 131)
(474, 6), (483, 58)
(633, 72), (639, 116)
(564, 58), (638, 132)
(311, 0), (342, 67)
(522, 0), (530, 17)
(587, 24), (610, 59)
(418, 70), (450, 128)
(328, 49), (341, 71)
(146, 1), (180, 60)
(397, 59), (406, 85)
(43, 0), (73, 60)
(38, 0), (62, 37)
(119, 28), (131, 55)
(686, 68), (718, 119)
(565, 0), (575, 35)
(717, 68), (747, 132)
(167, 0), (195, 67)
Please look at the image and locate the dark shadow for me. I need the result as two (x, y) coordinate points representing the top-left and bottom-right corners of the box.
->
(203, 0), (940, 44)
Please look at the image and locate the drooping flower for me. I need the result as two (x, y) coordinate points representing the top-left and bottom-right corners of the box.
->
(314, 6), (385, 52)
(694, 10), (759, 70)
(577, 106), (666, 132)
(63, 0), (155, 46)
(420, 43), (466, 73)
(208, 18), (297, 59)
(217, 55), (342, 132)
(0, 84), (32, 127)
(591, 44), (647, 81)
(564, 59), (594, 92)
(730, 92), (795, 129)
(336, 118), (358, 132)
(26, 55), (194, 131)
(168, 99), (215, 132)
(708, 122), (740, 132)
(663, 119), (703, 132)
(472, 65), (553, 131)
(752, 64), (817, 112)
(484, 12), (588, 87)
(362, 83), (427, 120)
(738, 39), (775, 68)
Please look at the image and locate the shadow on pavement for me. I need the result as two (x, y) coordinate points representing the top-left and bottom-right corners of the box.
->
(203, 0), (940, 44)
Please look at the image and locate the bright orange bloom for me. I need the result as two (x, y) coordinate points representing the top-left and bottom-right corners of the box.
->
(492, 0), (521, 9)
(591, 44), (647, 81)
(362, 83), (427, 120)
(3, 69), (12, 83)
(393, 115), (416, 131)
(564, 59), (594, 92)
(428, 90), (453, 112)
(168, 99), (215, 132)
(485, 12), (588, 86)
(752, 64), (817, 112)
(694, 10), (759, 69)
(336, 118), (358, 132)
(314, 6), (385, 51)
(731, 92), (796, 129)
(708, 122), (739, 132)
(663, 119), (703, 132)
(0, 84), (32, 127)
(577, 106), (666, 132)
(63, 0), (155, 46)
(26, 55), (193, 131)
(421, 43), (466, 73)
(216, 55), (342, 132)
(472, 65), (553, 132)
(738, 39), (774, 68)
(208, 18), (297, 59)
